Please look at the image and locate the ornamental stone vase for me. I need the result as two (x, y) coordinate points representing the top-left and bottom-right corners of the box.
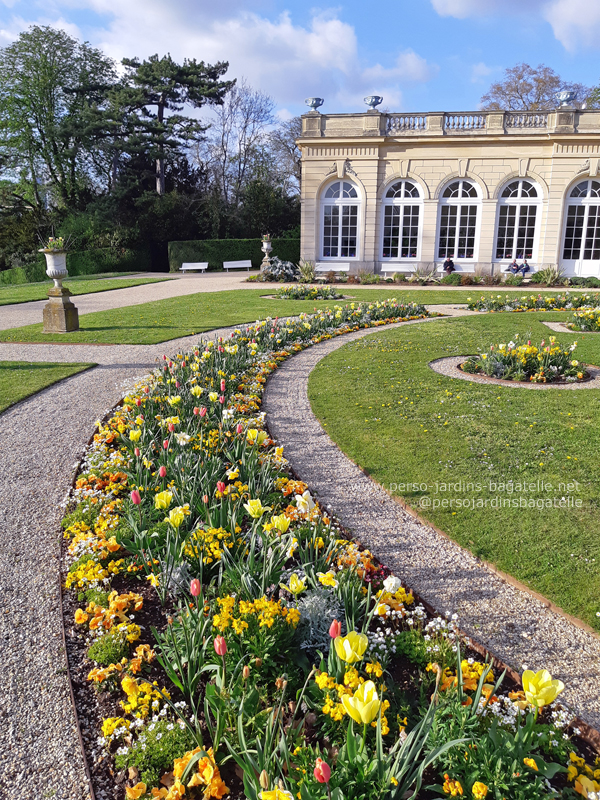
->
(41, 250), (79, 333)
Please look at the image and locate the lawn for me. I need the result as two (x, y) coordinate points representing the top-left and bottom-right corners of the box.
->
(0, 273), (172, 305)
(308, 311), (600, 629)
(0, 287), (589, 344)
(0, 361), (94, 413)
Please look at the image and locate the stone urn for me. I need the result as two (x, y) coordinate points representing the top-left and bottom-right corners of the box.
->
(40, 247), (79, 333)
(261, 235), (272, 271)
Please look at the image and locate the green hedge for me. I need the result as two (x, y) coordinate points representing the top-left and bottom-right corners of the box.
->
(0, 247), (151, 285)
(168, 238), (300, 272)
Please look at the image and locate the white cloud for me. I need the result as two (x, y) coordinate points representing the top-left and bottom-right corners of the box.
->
(543, 0), (600, 51)
(363, 50), (437, 85)
(430, 0), (543, 16)
(470, 61), (494, 83)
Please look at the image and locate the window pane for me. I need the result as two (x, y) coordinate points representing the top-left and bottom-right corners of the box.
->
(443, 181), (460, 198)
(515, 206), (537, 259)
(495, 205), (516, 259)
(457, 205), (477, 257)
(340, 205), (357, 257)
(404, 181), (419, 198)
(325, 183), (340, 199)
(323, 205), (339, 257)
(382, 206), (400, 258)
(400, 206), (419, 257)
(584, 206), (600, 259)
(342, 182), (357, 198)
(438, 206), (457, 257)
(461, 182), (477, 198)
(570, 181), (588, 198)
(591, 181), (600, 199)
(521, 181), (537, 198)
(563, 205), (585, 260)
(386, 181), (403, 198)
(502, 181), (520, 198)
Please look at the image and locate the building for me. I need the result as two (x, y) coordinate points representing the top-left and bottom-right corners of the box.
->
(298, 107), (600, 277)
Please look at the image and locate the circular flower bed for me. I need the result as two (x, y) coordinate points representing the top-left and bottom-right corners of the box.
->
(274, 285), (344, 301)
(567, 307), (600, 332)
(466, 292), (600, 313)
(461, 335), (588, 383)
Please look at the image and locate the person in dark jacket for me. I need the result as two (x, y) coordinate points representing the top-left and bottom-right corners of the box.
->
(506, 259), (519, 274)
(443, 257), (455, 275)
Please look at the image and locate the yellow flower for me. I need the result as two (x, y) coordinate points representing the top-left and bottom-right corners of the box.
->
(129, 429), (142, 442)
(523, 758), (538, 771)
(260, 789), (294, 800)
(190, 386), (203, 397)
(334, 631), (368, 664)
(442, 774), (464, 796)
(244, 498), (271, 518)
(155, 490), (173, 510)
(317, 571), (339, 588)
(341, 680), (381, 724)
(522, 669), (565, 708)
(167, 395), (181, 406)
(208, 391), (219, 402)
(125, 783), (147, 799)
(146, 573), (160, 588)
(247, 429), (268, 445)
(471, 782), (488, 799)
(166, 507), (185, 528)
(280, 573), (307, 596)
(270, 514), (290, 533)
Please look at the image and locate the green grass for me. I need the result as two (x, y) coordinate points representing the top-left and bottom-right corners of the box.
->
(308, 311), (600, 630)
(0, 287), (590, 345)
(0, 361), (94, 413)
(0, 274), (172, 305)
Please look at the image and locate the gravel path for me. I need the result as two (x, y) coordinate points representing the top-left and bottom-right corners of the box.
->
(263, 316), (600, 730)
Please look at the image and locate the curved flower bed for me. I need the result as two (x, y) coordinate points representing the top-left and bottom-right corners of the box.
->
(274, 286), (344, 301)
(62, 300), (598, 800)
(566, 308), (600, 333)
(466, 293), (600, 313)
(461, 336), (586, 383)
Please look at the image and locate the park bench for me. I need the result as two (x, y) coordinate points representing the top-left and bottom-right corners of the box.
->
(223, 260), (253, 272)
(315, 262), (350, 278)
(180, 262), (208, 273)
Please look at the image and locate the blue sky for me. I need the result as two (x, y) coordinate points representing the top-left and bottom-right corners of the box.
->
(0, 0), (598, 117)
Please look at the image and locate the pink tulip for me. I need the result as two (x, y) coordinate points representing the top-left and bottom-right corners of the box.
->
(168, 423), (175, 433)
(193, 407), (200, 416)
(134, 447), (140, 457)
(236, 423), (243, 434)
(218, 346), (224, 353)
(158, 465), (167, 478)
(130, 490), (141, 505)
(220, 379), (226, 392)
(190, 579), (201, 597)
(214, 636), (227, 656)
(314, 759), (331, 784)
(216, 481), (226, 493)
(203, 494), (209, 504)
(143, 386), (150, 394)
(163, 440), (169, 450)
(329, 619), (342, 638)
(175, 381), (180, 388)
(135, 398), (142, 407)
(219, 396), (225, 404)
(200, 407), (207, 417)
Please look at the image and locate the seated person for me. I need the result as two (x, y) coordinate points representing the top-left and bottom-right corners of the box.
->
(506, 259), (519, 274)
(519, 259), (531, 275)
(443, 257), (455, 274)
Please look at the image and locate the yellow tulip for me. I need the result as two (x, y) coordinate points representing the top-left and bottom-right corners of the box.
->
(155, 490), (173, 510)
(279, 573), (307, 596)
(247, 428), (268, 445)
(270, 514), (290, 533)
(341, 680), (381, 724)
(244, 499), (271, 518)
(334, 631), (368, 664)
(522, 669), (565, 708)
(166, 507), (185, 528)
(260, 789), (294, 800)
(129, 429), (142, 442)
(190, 385), (203, 397)
(167, 396), (181, 406)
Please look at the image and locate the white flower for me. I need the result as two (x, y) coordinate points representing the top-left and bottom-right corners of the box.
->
(175, 432), (192, 445)
(383, 575), (402, 593)
(295, 490), (315, 514)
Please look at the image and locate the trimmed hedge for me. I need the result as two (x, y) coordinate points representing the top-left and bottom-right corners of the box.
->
(0, 247), (151, 285)
(168, 238), (300, 272)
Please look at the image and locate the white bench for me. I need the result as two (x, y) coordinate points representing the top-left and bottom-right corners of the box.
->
(223, 260), (253, 272)
(180, 262), (208, 273)
(315, 262), (350, 275)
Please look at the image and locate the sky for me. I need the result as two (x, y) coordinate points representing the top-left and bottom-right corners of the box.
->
(0, 0), (599, 118)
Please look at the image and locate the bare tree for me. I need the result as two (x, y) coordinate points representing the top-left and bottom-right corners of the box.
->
(481, 63), (591, 111)
(198, 79), (275, 206)
(267, 116), (302, 193)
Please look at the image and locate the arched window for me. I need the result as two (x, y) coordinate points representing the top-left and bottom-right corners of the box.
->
(494, 179), (542, 261)
(321, 180), (359, 259)
(381, 180), (422, 260)
(561, 180), (600, 274)
(437, 179), (480, 260)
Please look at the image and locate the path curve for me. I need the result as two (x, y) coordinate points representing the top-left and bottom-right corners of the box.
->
(263, 314), (600, 729)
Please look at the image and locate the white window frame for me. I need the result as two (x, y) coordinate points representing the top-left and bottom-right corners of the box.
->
(560, 179), (600, 278)
(436, 179), (482, 263)
(380, 179), (423, 262)
(493, 179), (542, 264)
(320, 179), (361, 261)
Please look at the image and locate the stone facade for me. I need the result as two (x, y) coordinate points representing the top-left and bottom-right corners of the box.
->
(298, 108), (600, 277)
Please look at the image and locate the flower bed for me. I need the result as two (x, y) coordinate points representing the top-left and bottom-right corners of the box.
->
(62, 300), (598, 800)
(567, 308), (600, 332)
(274, 286), (344, 301)
(461, 335), (587, 383)
(466, 293), (600, 313)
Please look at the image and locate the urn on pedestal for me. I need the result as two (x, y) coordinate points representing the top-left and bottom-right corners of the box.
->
(260, 234), (273, 271)
(39, 237), (79, 333)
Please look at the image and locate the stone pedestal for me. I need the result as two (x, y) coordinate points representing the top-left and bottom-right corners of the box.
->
(43, 286), (79, 333)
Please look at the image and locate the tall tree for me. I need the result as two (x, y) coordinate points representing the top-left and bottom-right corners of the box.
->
(119, 54), (233, 195)
(268, 116), (303, 193)
(481, 63), (590, 111)
(0, 25), (116, 209)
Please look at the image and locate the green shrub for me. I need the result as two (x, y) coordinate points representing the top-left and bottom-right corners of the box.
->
(0, 247), (151, 285)
(87, 627), (130, 665)
(115, 717), (197, 787)
(503, 275), (523, 286)
(358, 271), (381, 284)
(440, 273), (462, 285)
(393, 272), (407, 283)
(168, 238), (300, 272)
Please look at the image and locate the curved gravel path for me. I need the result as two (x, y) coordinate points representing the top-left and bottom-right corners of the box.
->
(263, 315), (600, 730)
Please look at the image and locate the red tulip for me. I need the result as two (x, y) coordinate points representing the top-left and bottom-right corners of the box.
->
(214, 636), (227, 656)
(168, 423), (175, 433)
(200, 407), (207, 417)
(143, 386), (150, 394)
(216, 481), (226, 493)
(158, 465), (167, 478)
(135, 398), (142, 407)
(162, 355), (167, 360)
(130, 490), (141, 505)
(329, 619), (342, 639)
(190, 579), (201, 597)
(220, 379), (226, 392)
(134, 447), (140, 457)
(193, 407), (200, 415)
(163, 440), (169, 450)
(314, 759), (331, 784)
